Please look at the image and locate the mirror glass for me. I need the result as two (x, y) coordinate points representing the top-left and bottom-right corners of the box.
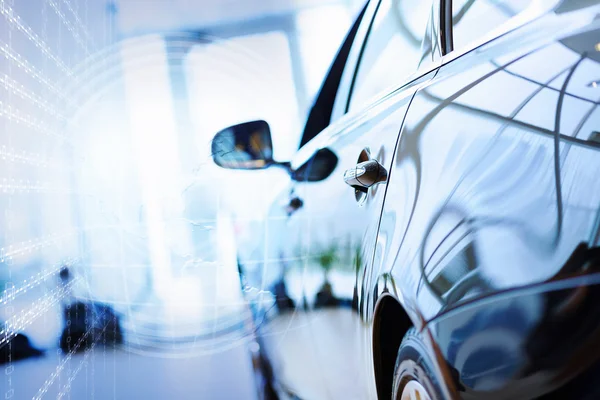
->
(211, 120), (274, 169)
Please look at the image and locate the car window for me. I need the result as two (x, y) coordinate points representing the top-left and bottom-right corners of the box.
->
(451, 0), (532, 52)
(347, 0), (434, 113)
(297, 2), (370, 149)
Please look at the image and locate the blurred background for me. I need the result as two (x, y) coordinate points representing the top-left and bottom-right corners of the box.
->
(0, 0), (364, 398)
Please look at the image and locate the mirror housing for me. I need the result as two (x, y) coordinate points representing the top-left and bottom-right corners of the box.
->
(211, 120), (275, 170)
(291, 148), (338, 182)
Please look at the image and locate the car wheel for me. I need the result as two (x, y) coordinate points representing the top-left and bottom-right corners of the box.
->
(392, 328), (443, 400)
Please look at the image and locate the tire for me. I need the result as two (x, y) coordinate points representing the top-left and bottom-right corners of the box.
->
(392, 328), (444, 400)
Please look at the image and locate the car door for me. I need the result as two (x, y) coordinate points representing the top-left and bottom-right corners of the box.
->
(375, 0), (600, 397)
(256, 0), (439, 398)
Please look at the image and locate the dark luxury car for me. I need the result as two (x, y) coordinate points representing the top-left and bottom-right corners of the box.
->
(211, 0), (600, 398)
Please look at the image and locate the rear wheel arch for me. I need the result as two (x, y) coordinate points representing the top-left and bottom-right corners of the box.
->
(372, 294), (414, 399)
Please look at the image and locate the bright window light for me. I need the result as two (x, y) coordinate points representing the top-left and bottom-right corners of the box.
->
(296, 5), (352, 102)
(120, 36), (189, 300)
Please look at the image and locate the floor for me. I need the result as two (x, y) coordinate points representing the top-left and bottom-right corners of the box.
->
(1, 343), (258, 400)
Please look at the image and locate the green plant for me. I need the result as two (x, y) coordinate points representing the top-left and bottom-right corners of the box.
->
(314, 241), (340, 279)
(354, 244), (363, 273)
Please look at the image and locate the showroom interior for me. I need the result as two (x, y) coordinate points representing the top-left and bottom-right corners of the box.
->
(0, 0), (364, 398)
(2, 0), (600, 399)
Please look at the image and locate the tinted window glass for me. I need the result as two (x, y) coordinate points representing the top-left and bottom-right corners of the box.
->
(298, 3), (369, 148)
(452, 0), (531, 51)
(347, 0), (434, 112)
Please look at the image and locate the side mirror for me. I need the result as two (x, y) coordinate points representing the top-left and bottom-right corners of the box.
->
(211, 120), (275, 170)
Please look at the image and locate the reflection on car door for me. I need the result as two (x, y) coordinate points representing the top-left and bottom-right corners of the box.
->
(377, 1), (600, 396)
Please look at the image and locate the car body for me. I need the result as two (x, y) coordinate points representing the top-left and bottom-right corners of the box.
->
(212, 0), (600, 398)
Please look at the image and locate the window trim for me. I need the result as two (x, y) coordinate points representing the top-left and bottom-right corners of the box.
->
(440, 0), (454, 54)
(440, 0), (563, 60)
(343, 0), (385, 114)
(329, 0), (384, 123)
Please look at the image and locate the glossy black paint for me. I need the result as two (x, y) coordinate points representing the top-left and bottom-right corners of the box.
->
(377, 2), (600, 398)
(427, 267), (600, 399)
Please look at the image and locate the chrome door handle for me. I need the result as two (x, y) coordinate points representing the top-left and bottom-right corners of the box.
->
(343, 159), (388, 190)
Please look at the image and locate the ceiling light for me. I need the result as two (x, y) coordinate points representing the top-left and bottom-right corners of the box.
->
(595, 42), (600, 52)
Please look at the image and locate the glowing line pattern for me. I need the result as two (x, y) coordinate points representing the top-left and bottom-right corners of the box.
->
(0, 1), (113, 398)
